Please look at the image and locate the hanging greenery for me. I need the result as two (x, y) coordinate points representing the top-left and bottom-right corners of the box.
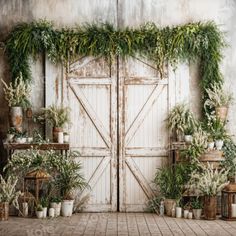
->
(4, 20), (224, 90)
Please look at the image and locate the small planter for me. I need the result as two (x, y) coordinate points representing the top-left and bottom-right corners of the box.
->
(204, 196), (217, 220)
(49, 208), (55, 218)
(61, 200), (74, 217)
(50, 202), (61, 217)
(43, 207), (47, 218)
(9, 106), (23, 130)
(15, 137), (27, 144)
(176, 207), (182, 218)
(0, 202), (9, 221)
(188, 212), (193, 219)
(184, 135), (193, 144)
(6, 134), (14, 142)
(207, 142), (215, 150)
(215, 140), (224, 150)
(36, 211), (44, 219)
(64, 134), (70, 143)
(184, 209), (189, 219)
(53, 127), (63, 142)
(58, 131), (64, 144)
(193, 209), (202, 220)
(27, 137), (33, 143)
(164, 199), (176, 216)
(216, 106), (228, 121)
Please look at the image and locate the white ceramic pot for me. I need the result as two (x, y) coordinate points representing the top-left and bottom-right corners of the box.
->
(215, 140), (224, 150)
(49, 208), (55, 218)
(207, 142), (215, 150)
(184, 135), (193, 143)
(64, 134), (70, 143)
(183, 209), (189, 219)
(61, 200), (74, 217)
(43, 207), (47, 218)
(58, 132), (64, 144)
(22, 202), (28, 217)
(193, 209), (202, 220)
(15, 137), (27, 144)
(50, 202), (61, 217)
(188, 212), (193, 219)
(176, 207), (182, 218)
(6, 134), (14, 142)
(36, 211), (43, 219)
(27, 137), (33, 143)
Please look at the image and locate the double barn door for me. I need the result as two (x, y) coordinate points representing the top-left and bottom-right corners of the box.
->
(48, 56), (190, 212)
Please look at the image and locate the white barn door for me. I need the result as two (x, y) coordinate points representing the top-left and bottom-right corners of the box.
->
(66, 56), (117, 212)
(119, 57), (170, 212)
(46, 55), (189, 212)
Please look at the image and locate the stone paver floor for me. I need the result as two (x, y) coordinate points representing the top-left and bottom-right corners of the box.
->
(1, 213), (236, 236)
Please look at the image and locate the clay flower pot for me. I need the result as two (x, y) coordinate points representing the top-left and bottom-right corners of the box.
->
(216, 106), (228, 121)
(204, 196), (216, 220)
(9, 107), (23, 131)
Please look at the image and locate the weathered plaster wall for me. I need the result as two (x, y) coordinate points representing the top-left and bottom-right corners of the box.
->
(0, 0), (236, 145)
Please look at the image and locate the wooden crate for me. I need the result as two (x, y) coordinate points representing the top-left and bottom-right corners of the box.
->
(199, 150), (224, 169)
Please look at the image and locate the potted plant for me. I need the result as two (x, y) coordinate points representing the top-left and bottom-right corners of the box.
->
(54, 153), (87, 217)
(35, 204), (43, 219)
(191, 197), (203, 220)
(38, 105), (70, 142)
(40, 197), (48, 218)
(14, 130), (27, 144)
(167, 104), (196, 141)
(210, 118), (227, 150)
(50, 197), (62, 217)
(207, 136), (215, 150)
(187, 162), (229, 220)
(6, 127), (17, 142)
(184, 126), (194, 143)
(1, 73), (31, 131)
(204, 83), (233, 121)
(63, 132), (70, 143)
(175, 198), (182, 218)
(154, 163), (190, 216)
(0, 175), (21, 221)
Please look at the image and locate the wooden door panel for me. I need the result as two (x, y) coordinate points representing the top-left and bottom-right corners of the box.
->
(65, 57), (117, 212)
(119, 57), (169, 212)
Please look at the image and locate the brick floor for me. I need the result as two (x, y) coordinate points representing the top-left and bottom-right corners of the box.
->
(1, 213), (236, 236)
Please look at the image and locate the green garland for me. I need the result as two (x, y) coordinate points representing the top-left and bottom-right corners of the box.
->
(5, 20), (224, 91)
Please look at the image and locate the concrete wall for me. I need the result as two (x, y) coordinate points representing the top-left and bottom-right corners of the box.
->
(0, 0), (236, 153)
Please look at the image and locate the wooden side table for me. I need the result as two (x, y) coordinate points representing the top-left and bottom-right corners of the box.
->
(3, 142), (70, 159)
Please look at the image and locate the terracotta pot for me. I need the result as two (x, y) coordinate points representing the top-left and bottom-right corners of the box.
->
(9, 107), (23, 130)
(204, 196), (217, 220)
(164, 199), (176, 216)
(216, 106), (228, 121)
(0, 202), (9, 221)
(53, 127), (63, 142)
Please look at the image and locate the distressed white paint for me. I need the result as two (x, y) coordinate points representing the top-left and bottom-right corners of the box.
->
(64, 56), (117, 212)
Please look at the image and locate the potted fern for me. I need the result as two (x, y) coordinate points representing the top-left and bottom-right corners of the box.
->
(154, 164), (190, 216)
(1, 73), (31, 131)
(191, 197), (203, 220)
(39, 105), (70, 142)
(167, 104), (196, 142)
(205, 83), (233, 121)
(187, 162), (229, 220)
(53, 153), (87, 217)
(0, 175), (21, 221)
